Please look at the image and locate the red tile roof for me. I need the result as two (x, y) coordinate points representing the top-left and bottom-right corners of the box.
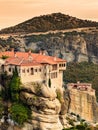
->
(0, 51), (66, 66)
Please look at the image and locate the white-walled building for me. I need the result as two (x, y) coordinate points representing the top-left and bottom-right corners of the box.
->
(67, 82), (95, 96)
(0, 50), (66, 90)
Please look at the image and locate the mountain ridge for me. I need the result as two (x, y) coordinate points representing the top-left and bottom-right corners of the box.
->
(0, 12), (98, 34)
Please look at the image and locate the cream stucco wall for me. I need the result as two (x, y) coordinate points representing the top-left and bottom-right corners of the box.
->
(19, 65), (43, 83)
(3, 61), (66, 90)
(45, 63), (66, 90)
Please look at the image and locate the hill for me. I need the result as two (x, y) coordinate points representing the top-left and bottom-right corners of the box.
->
(0, 12), (98, 34)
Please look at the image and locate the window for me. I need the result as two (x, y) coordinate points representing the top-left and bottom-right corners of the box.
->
(22, 69), (25, 73)
(39, 68), (41, 72)
(44, 73), (46, 76)
(55, 72), (57, 78)
(31, 68), (34, 75)
(51, 72), (57, 79)
(59, 64), (61, 67)
(9, 68), (11, 72)
(27, 69), (29, 73)
(52, 64), (57, 70)
(35, 69), (37, 72)
(59, 63), (65, 67)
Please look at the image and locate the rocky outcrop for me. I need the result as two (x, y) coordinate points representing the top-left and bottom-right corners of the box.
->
(19, 81), (98, 130)
(20, 83), (68, 130)
(1, 81), (98, 130)
(68, 88), (98, 123)
(0, 29), (98, 63)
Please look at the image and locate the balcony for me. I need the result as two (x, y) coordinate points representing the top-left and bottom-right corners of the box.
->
(59, 63), (66, 71)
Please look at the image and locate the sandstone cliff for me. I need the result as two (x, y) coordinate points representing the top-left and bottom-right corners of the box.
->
(68, 88), (98, 123)
(19, 82), (69, 130)
(1, 81), (98, 130)
(18, 82), (98, 130)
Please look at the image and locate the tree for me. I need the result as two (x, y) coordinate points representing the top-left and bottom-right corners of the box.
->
(10, 103), (30, 125)
(63, 62), (98, 100)
(9, 67), (21, 102)
(0, 103), (4, 118)
(1, 71), (11, 101)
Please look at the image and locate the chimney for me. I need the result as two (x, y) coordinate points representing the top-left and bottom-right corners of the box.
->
(14, 52), (17, 57)
(77, 81), (80, 84)
(39, 50), (42, 55)
(54, 56), (57, 61)
(28, 50), (33, 61)
(28, 50), (31, 55)
(39, 49), (46, 55)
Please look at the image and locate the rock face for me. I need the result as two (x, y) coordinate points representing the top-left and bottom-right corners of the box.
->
(0, 28), (98, 63)
(68, 88), (98, 123)
(19, 82), (98, 130)
(20, 83), (67, 130)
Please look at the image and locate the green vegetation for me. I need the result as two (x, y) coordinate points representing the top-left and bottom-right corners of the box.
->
(32, 82), (41, 95)
(0, 67), (31, 126)
(10, 103), (30, 125)
(56, 89), (62, 103)
(63, 62), (98, 100)
(0, 13), (98, 34)
(63, 124), (97, 130)
(0, 102), (4, 118)
(1, 55), (9, 59)
(1, 71), (12, 100)
(9, 67), (21, 102)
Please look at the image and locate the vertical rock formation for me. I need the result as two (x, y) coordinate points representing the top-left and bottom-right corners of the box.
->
(19, 81), (98, 130)
(20, 83), (64, 130)
(67, 83), (98, 123)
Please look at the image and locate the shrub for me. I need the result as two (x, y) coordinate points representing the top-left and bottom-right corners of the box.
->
(1, 55), (9, 59)
(56, 89), (62, 103)
(76, 124), (86, 130)
(0, 103), (4, 118)
(10, 103), (30, 125)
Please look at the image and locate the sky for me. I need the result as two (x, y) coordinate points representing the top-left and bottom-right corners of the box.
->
(0, 0), (98, 29)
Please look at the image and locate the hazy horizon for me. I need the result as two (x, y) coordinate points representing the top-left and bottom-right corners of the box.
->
(0, 0), (98, 30)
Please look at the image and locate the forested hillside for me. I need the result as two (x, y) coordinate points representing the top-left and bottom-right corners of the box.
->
(64, 62), (98, 100)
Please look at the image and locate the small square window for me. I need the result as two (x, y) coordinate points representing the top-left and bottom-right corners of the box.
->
(35, 69), (37, 72)
(39, 68), (41, 72)
(22, 69), (25, 73)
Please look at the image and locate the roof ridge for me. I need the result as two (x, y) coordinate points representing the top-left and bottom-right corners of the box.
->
(18, 58), (24, 65)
